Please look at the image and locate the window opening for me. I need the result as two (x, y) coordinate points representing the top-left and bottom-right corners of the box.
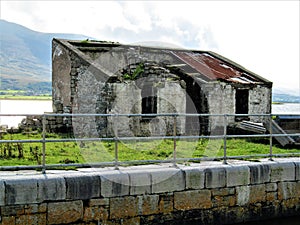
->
(141, 86), (157, 118)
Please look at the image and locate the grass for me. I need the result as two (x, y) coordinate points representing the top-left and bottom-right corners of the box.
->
(0, 132), (299, 168)
(0, 90), (26, 94)
(0, 89), (52, 100)
(0, 95), (52, 100)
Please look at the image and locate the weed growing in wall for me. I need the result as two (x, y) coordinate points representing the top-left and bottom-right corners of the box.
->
(123, 63), (144, 80)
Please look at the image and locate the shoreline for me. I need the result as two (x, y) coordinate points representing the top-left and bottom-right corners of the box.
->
(0, 97), (52, 101)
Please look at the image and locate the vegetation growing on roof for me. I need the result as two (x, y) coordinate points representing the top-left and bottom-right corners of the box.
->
(79, 39), (119, 45)
(80, 39), (90, 44)
(123, 63), (144, 80)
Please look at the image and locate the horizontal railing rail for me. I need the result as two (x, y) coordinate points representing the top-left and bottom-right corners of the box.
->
(0, 113), (299, 173)
(1, 112), (298, 117)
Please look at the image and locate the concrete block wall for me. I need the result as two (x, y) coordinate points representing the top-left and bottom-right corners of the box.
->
(0, 159), (299, 225)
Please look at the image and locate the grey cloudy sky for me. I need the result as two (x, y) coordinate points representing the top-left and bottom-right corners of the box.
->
(1, 0), (299, 93)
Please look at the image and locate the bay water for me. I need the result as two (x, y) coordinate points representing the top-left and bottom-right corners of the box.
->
(0, 100), (299, 128)
(0, 100), (52, 127)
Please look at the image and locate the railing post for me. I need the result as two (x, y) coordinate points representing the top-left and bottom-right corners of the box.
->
(223, 114), (228, 164)
(42, 114), (46, 174)
(114, 115), (119, 170)
(173, 115), (177, 167)
(269, 114), (273, 161)
(114, 137), (119, 170)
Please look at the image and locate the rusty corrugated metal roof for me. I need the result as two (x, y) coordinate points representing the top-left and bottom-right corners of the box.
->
(171, 51), (260, 84)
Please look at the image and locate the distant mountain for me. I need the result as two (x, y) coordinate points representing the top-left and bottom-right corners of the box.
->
(0, 19), (90, 92)
(272, 92), (300, 103)
(1, 20), (299, 101)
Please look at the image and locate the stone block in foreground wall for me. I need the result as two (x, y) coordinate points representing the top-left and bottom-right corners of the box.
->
(205, 167), (226, 188)
(236, 183), (267, 206)
(211, 188), (236, 208)
(137, 194), (160, 215)
(150, 168), (185, 193)
(295, 161), (300, 180)
(128, 170), (152, 195)
(278, 181), (300, 200)
(265, 182), (277, 192)
(100, 170), (130, 197)
(270, 162), (296, 182)
(236, 186), (250, 206)
(174, 190), (212, 210)
(249, 164), (270, 184)
(83, 198), (109, 222)
(4, 176), (38, 205)
(37, 174), (66, 202)
(226, 165), (250, 187)
(110, 196), (138, 219)
(16, 213), (47, 225)
(48, 200), (83, 224)
(249, 184), (266, 204)
(64, 173), (101, 200)
(184, 167), (205, 190)
(0, 179), (4, 206)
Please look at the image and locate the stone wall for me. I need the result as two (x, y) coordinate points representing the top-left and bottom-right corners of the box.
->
(51, 39), (272, 136)
(201, 82), (272, 131)
(202, 82), (236, 131)
(249, 85), (272, 123)
(52, 39), (189, 136)
(0, 159), (299, 225)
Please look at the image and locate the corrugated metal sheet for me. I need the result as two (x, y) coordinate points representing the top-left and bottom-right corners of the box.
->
(171, 51), (259, 84)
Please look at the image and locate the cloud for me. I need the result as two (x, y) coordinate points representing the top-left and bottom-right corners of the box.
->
(120, 1), (153, 32)
(1, 0), (299, 91)
(98, 16), (218, 51)
(93, 2), (219, 50)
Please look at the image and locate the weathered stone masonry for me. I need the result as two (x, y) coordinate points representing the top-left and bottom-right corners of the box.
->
(0, 159), (299, 224)
(51, 39), (273, 136)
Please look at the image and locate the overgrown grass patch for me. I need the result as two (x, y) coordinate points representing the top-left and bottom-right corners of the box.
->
(0, 132), (299, 167)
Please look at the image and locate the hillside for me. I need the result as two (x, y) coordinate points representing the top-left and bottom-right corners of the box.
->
(0, 19), (89, 93)
(1, 19), (299, 102)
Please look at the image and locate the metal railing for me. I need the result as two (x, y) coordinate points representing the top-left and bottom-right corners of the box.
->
(0, 113), (299, 173)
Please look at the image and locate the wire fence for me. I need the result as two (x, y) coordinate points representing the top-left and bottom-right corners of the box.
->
(0, 113), (299, 173)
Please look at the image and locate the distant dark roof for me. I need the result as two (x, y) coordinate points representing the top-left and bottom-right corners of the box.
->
(54, 38), (272, 85)
(276, 115), (300, 120)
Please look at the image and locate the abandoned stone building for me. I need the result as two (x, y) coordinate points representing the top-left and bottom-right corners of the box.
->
(51, 38), (272, 137)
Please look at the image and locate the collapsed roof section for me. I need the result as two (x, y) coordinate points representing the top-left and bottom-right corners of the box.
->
(54, 38), (272, 87)
(169, 51), (265, 84)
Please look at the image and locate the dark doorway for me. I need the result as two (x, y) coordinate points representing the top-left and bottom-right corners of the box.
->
(235, 89), (249, 121)
(185, 78), (208, 135)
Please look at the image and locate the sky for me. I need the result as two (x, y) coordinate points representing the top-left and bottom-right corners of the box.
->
(0, 0), (299, 94)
